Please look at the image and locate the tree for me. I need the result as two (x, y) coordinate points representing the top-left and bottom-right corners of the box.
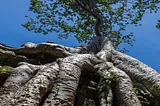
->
(0, 40), (160, 106)
(23, 0), (160, 51)
(0, 0), (160, 106)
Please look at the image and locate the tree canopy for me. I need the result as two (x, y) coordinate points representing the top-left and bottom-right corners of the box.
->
(22, 0), (160, 50)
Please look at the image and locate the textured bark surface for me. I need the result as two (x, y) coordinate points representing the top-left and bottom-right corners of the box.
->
(95, 62), (141, 106)
(0, 39), (160, 106)
(111, 51), (160, 98)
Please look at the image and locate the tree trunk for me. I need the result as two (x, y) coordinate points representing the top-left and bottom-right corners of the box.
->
(0, 38), (159, 106)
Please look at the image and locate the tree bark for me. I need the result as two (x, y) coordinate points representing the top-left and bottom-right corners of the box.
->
(0, 40), (159, 106)
(111, 50), (160, 98)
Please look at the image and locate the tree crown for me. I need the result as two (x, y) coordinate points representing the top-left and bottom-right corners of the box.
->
(23, 0), (160, 51)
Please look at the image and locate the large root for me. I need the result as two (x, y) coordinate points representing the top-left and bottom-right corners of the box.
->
(111, 51), (160, 98)
(12, 62), (59, 106)
(95, 62), (141, 106)
(0, 62), (39, 106)
(0, 41), (160, 106)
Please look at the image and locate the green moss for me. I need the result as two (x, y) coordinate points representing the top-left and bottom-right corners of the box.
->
(0, 66), (13, 74)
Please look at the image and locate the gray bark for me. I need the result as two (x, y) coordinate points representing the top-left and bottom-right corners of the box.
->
(95, 62), (141, 106)
(43, 54), (100, 106)
(111, 51), (160, 98)
(0, 62), (39, 106)
(0, 40), (160, 106)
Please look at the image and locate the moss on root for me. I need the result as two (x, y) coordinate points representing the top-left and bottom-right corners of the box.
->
(0, 66), (13, 74)
(0, 66), (13, 87)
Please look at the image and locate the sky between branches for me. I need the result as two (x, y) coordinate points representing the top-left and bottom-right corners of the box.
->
(0, 0), (160, 71)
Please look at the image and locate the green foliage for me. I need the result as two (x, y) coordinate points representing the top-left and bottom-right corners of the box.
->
(23, 0), (160, 48)
(102, 72), (120, 87)
(97, 71), (120, 92)
(156, 20), (160, 29)
(0, 66), (13, 74)
(109, 72), (119, 82)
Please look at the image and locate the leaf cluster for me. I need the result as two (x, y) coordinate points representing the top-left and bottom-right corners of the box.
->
(23, 0), (160, 49)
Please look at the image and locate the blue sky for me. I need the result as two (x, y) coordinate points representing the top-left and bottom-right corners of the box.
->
(0, 1), (159, 71)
